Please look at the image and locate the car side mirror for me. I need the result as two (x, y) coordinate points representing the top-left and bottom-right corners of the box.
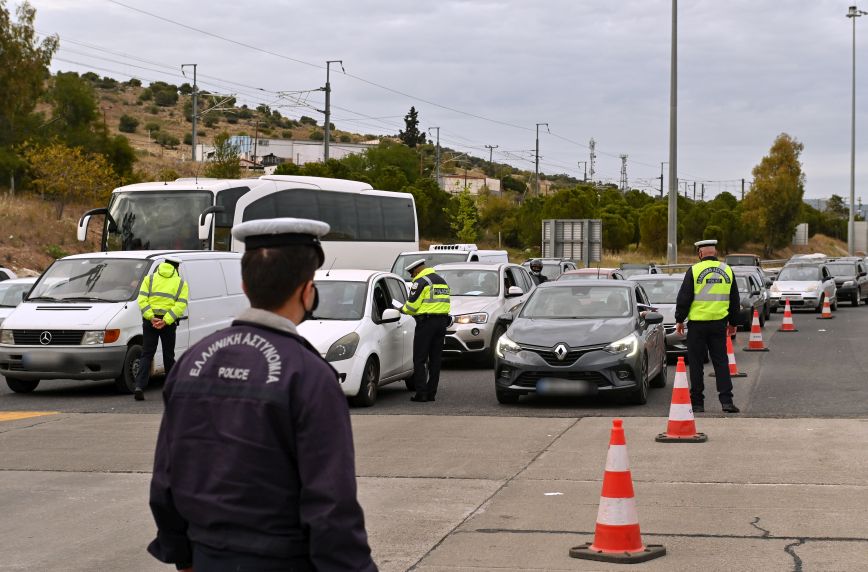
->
(860, 272), (867, 278)
(751, 290), (761, 296)
(380, 308), (401, 323)
(506, 286), (524, 298)
(644, 311), (664, 325)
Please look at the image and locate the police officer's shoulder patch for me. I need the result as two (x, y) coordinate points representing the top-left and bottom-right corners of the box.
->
(410, 282), (420, 293)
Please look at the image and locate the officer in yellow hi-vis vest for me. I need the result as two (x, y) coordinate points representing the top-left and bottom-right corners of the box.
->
(134, 256), (188, 401)
(400, 259), (451, 402)
(674, 240), (741, 414)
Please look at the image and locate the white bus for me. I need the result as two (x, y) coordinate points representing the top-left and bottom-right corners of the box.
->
(77, 175), (419, 270)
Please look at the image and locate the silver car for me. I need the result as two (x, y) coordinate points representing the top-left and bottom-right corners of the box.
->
(629, 274), (687, 358)
(434, 262), (535, 362)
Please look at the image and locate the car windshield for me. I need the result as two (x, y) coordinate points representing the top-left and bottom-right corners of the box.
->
(0, 282), (33, 307)
(778, 266), (820, 281)
(522, 285), (632, 319)
(391, 253), (468, 281)
(826, 263), (856, 277)
(28, 258), (151, 302)
(311, 281), (367, 320)
(105, 191), (212, 251)
(726, 256), (758, 266)
(436, 269), (500, 296)
(636, 279), (681, 304)
(735, 276), (751, 293)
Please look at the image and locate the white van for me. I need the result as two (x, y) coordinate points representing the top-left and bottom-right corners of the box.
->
(391, 244), (510, 282)
(0, 250), (248, 394)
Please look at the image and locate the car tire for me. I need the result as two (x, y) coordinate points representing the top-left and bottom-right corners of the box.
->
(758, 310), (765, 328)
(496, 389), (520, 404)
(831, 297), (838, 311)
(628, 354), (649, 405)
(114, 344), (143, 394)
(853, 295), (860, 307)
(350, 357), (379, 407)
(815, 296), (824, 314)
(770, 305), (778, 314)
(650, 354), (667, 388)
(763, 303), (770, 321)
(6, 377), (39, 393)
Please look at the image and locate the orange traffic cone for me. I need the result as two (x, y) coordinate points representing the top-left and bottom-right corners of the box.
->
(743, 309), (769, 352)
(656, 357), (708, 443)
(817, 297), (834, 320)
(713, 334), (747, 378)
(778, 299), (799, 332)
(570, 419), (666, 563)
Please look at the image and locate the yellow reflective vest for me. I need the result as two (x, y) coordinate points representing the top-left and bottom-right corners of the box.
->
(687, 260), (734, 322)
(137, 262), (189, 326)
(402, 268), (451, 316)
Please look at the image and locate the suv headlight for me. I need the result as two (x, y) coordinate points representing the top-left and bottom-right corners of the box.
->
(326, 332), (359, 362)
(605, 333), (639, 357)
(495, 333), (520, 358)
(843, 280), (855, 287)
(453, 312), (488, 325)
(0, 329), (12, 345)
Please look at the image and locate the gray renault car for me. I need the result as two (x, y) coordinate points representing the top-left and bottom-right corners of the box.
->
(493, 279), (667, 405)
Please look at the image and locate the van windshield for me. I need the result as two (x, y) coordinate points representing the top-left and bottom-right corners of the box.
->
(391, 252), (468, 281)
(28, 258), (152, 303)
(105, 191), (212, 251)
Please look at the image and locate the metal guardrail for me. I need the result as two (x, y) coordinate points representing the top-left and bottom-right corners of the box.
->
(653, 258), (791, 275)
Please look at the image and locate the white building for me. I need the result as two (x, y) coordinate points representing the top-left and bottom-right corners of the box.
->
(439, 174), (502, 195)
(195, 136), (376, 166)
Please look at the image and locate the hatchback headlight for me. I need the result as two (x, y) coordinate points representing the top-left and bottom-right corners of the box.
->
(0, 329), (12, 345)
(843, 281), (855, 288)
(769, 284), (780, 294)
(605, 333), (639, 357)
(454, 312), (488, 325)
(326, 332), (359, 362)
(495, 333), (520, 358)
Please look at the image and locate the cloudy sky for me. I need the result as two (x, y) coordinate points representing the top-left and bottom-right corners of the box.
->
(28, 0), (868, 201)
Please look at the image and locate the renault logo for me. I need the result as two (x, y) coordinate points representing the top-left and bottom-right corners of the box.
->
(554, 343), (569, 361)
(39, 331), (52, 345)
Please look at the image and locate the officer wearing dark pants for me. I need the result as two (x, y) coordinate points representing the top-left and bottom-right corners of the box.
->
(675, 239), (741, 414)
(401, 259), (451, 402)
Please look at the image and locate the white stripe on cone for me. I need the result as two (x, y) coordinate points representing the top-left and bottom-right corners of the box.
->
(596, 496), (640, 526)
(667, 402), (695, 421)
(673, 370), (689, 388)
(605, 445), (630, 472)
(728, 352), (737, 365)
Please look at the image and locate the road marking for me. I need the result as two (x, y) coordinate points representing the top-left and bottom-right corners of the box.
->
(0, 411), (59, 422)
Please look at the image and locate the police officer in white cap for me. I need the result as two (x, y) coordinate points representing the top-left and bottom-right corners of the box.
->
(674, 239), (741, 413)
(401, 258), (451, 402)
(147, 218), (376, 572)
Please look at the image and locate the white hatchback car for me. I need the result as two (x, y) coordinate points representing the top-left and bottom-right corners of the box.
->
(769, 263), (837, 312)
(298, 269), (415, 407)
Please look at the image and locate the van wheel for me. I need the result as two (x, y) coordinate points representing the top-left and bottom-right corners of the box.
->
(350, 357), (379, 407)
(114, 344), (142, 394)
(6, 378), (39, 393)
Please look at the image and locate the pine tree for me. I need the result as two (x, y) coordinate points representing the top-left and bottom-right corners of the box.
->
(398, 106), (426, 147)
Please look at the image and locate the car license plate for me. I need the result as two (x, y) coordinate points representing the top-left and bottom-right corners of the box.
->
(536, 378), (598, 397)
(783, 295), (802, 300)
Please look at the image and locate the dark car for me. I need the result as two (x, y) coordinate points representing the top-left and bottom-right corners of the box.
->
(732, 266), (773, 317)
(493, 279), (667, 406)
(825, 259), (868, 306)
(735, 274), (765, 329)
(725, 253), (762, 268)
(628, 274), (687, 358)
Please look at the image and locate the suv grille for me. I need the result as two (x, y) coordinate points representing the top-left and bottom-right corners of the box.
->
(11, 330), (84, 346)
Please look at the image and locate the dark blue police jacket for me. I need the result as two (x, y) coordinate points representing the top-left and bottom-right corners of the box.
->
(147, 308), (377, 571)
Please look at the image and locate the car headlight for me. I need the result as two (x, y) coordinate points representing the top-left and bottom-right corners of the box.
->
(453, 312), (488, 325)
(495, 333), (520, 358)
(605, 333), (639, 358)
(0, 329), (12, 345)
(770, 284), (780, 294)
(325, 332), (359, 362)
(843, 281), (855, 288)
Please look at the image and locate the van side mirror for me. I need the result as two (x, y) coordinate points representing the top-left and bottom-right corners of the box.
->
(77, 208), (108, 242)
(380, 308), (401, 323)
(506, 286), (524, 298)
(198, 205), (225, 241)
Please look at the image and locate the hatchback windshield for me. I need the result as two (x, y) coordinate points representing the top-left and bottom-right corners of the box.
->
(391, 253), (468, 281)
(826, 263), (856, 277)
(436, 269), (500, 296)
(522, 285), (632, 319)
(736, 276), (751, 293)
(0, 282), (33, 307)
(636, 279), (681, 304)
(311, 281), (367, 320)
(778, 266), (820, 282)
(105, 191), (212, 251)
(29, 259), (151, 303)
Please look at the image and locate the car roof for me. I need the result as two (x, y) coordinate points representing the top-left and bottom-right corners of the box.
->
(541, 278), (630, 287)
(563, 267), (618, 274)
(0, 277), (37, 284)
(629, 273), (682, 281)
(314, 269), (387, 281)
(434, 262), (511, 270)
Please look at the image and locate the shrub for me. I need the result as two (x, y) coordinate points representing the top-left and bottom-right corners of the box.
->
(155, 132), (180, 148)
(203, 115), (218, 128)
(138, 88), (153, 101)
(118, 114), (139, 133)
(339, 134), (352, 143)
(148, 105), (159, 115)
(309, 130), (324, 141)
(127, 78), (142, 87)
(281, 130), (293, 139)
(154, 89), (178, 107)
(299, 115), (317, 126)
(184, 132), (193, 145)
(46, 245), (69, 259)
(144, 121), (161, 132)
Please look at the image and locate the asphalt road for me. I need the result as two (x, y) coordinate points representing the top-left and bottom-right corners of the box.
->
(1, 304), (866, 418)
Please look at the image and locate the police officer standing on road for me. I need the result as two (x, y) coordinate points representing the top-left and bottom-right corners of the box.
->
(675, 239), (741, 414)
(529, 259), (548, 285)
(147, 218), (377, 572)
(134, 256), (187, 401)
(401, 259), (451, 402)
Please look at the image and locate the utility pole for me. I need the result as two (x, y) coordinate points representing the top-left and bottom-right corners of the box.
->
(484, 144), (498, 175)
(619, 154), (628, 192)
(323, 60), (344, 162)
(667, 0), (678, 264)
(659, 162), (668, 198)
(182, 64), (197, 162)
(741, 178), (745, 201)
(693, 181), (696, 201)
(253, 119), (260, 166)
(847, 6), (866, 254)
(429, 127), (440, 187)
(701, 183), (705, 201)
(535, 123), (549, 195)
(589, 138), (597, 182)
(578, 161), (588, 182)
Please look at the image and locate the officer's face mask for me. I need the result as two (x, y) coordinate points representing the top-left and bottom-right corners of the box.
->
(301, 282), (319, 323)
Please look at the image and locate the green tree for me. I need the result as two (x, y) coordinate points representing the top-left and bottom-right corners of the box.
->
(118, 114), (139, 133)
(404, 177), (452, 238)
(516, 196), (545, 248)
(541, 187), (595, 220)
(273, 162), (301, 176)
(155, 131), (180, 149)
(826, 195), (848, 219)
(449, 188), (479, 243)
(742, 133), (805, 256)
(204, 131), (241, 179)
(398, 106), (426, 147)
(600, 208), (633, 253)
(501, 175), (527, 195)
(373, 165), (409, 192)
(639, 203), (669, 253)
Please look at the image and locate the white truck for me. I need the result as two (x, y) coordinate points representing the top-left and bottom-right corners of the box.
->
(390, 244), (509, 282)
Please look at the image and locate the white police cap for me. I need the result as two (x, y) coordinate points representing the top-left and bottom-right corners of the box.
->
(232, 218), (330, 264)
(694, 239), (718, 248)
(405, 258), (426, 273)
(163, 255), (182, 266)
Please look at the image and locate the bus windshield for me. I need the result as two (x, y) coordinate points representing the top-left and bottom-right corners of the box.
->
(105, 191), (212, 251)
